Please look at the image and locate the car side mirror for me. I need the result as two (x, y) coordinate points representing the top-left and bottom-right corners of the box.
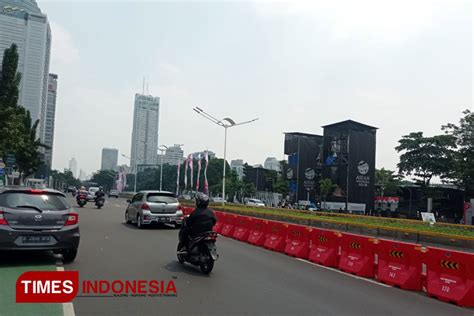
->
(126, 199), (131, 203)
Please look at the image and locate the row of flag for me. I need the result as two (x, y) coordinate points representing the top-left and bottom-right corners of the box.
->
(181, 151), (209, 195)
(114, 151), (210, 195)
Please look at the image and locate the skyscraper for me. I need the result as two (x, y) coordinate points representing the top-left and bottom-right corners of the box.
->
(163, 145), (183, 166)
(264, 157), (281, 172)
(101, 148), (118, 171)
(43, 73), (57, 168)
(68, 158), (77, 178)
(0, 0), (51, 140)
(130, 93), (160, 172)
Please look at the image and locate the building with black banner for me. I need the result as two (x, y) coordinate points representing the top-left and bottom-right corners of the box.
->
(321, 120), (377, 213)
(284, 132), (323, 204)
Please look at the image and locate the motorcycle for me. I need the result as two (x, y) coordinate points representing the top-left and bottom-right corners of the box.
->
(77, 193), (87, 208)
(95, 196), (105, 209)
(177, 221), (219, 274)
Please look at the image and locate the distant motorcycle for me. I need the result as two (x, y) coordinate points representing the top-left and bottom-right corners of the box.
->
(95, 196), (105, 209)
(177, 221), (219, 274)
(77, 193), (87, 208)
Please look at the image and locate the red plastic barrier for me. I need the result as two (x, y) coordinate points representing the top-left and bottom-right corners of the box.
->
(212, 211), (225, 234)
(182, 206), (194, 216)
(425, 246), (474, 307)
(263, 221), (288, 253)
(338, 233), (377, 278)
(284, 224), (311, 259)
(309, 229), (341, 268)
(376, 239), (423, 291)
(232, 215), (252, 241)
(247, 218), (268, 247)
(220, 214), (238, 237)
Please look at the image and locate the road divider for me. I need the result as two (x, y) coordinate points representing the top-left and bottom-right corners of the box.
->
(338, 233), (377, 278)
(263, 221), (288, 253)
(206, 208), (474, 308)
(376, 239), (424, 291)
(232, 215), (251, 241)
(425, 246), (474, 307)
(284, 224), (311, 259)
(308, 229), (341, 268)
(247, 218), (268, 247)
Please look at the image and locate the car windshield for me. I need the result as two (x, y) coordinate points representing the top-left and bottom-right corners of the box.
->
(89, 187), (99, 193)
(147, 194), (177, 204)
(0, 192), (70, 211)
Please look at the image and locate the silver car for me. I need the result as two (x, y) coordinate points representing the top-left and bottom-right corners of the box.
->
(125, 191), (183, 229)
(0, 187), (80, 263)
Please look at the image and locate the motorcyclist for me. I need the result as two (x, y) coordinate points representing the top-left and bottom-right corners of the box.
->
(77, 186), (88, 200)
(179, 192), (216, 252)
(95, 187), (106, 202)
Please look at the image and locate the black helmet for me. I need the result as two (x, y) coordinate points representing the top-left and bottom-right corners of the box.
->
(195, 192), (209, 208)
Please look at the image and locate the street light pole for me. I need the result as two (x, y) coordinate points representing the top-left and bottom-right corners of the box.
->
(121, 154), (138, 193)
(193, 107), (258, 205)
(158, 145), (168, 191)
(222, 126), (228, 205)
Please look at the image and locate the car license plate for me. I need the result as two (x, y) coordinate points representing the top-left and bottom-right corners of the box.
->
(160, 217), (170, 223)
(22, 235), (51, 243)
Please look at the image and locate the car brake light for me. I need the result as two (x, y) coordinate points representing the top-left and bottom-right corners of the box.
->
(0, 211), (7, 225)
(141, 203), (150, 210)
(65, 213), (78, 226)
(177, 204), (183, 211)
(30, 189), (44, 194)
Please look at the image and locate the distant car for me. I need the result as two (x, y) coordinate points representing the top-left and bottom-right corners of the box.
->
(108, 190), (119, 198)
(67, 186), (76, 193)
(211, 197), (226, 203)
(87, 187), (100, 201)
(0, 186), (80, 263)
(246, 199), (265, 207)
(125, 191), (183, 229)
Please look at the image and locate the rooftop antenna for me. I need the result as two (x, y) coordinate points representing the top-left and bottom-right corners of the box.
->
(142, 77), (145, 95)
(146, 81), (149, 95)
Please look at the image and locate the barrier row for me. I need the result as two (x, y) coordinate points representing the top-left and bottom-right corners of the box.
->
(211, 210), (474, 307)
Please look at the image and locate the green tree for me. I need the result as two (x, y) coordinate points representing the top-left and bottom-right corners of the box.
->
(375, 168), (401, 196)
(91, 170), (118, 190)
(16, 109), (48, 178)
(395, 132), (457, 186)
(50, 169), (81, 190)
(320, 178), (335, 205)
(0, 44), (24, 157)
(442, 110), (474, 197)
(0, 43), (46, 179)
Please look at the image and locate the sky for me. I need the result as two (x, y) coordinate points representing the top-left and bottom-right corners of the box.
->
(37, 0), (473, 176)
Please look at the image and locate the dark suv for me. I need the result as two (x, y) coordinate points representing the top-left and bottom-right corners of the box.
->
(0, 187), (80, 263)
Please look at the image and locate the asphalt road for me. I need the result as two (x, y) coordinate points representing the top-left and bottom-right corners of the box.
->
(66, 197), (472, 316)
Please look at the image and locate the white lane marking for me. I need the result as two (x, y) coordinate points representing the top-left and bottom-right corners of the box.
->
(56, 264), (76, 316)
(114, 204), (121, 208)
(295, 258), (392, 288)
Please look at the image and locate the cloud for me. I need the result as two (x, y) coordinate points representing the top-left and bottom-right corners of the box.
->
(49, 21), (79, 64)
(253, 0), (446, 41)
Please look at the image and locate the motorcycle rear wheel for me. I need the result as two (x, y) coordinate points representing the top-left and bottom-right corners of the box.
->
(200, 260), (214, 274)
(176, 243), (185, 264)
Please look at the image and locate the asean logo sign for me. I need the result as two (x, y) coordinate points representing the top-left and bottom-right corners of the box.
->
(357, 161), (369, 175)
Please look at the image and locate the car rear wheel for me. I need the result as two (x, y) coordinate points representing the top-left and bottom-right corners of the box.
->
(62, 248), (78, 263)
(137, 214), (143, 229)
